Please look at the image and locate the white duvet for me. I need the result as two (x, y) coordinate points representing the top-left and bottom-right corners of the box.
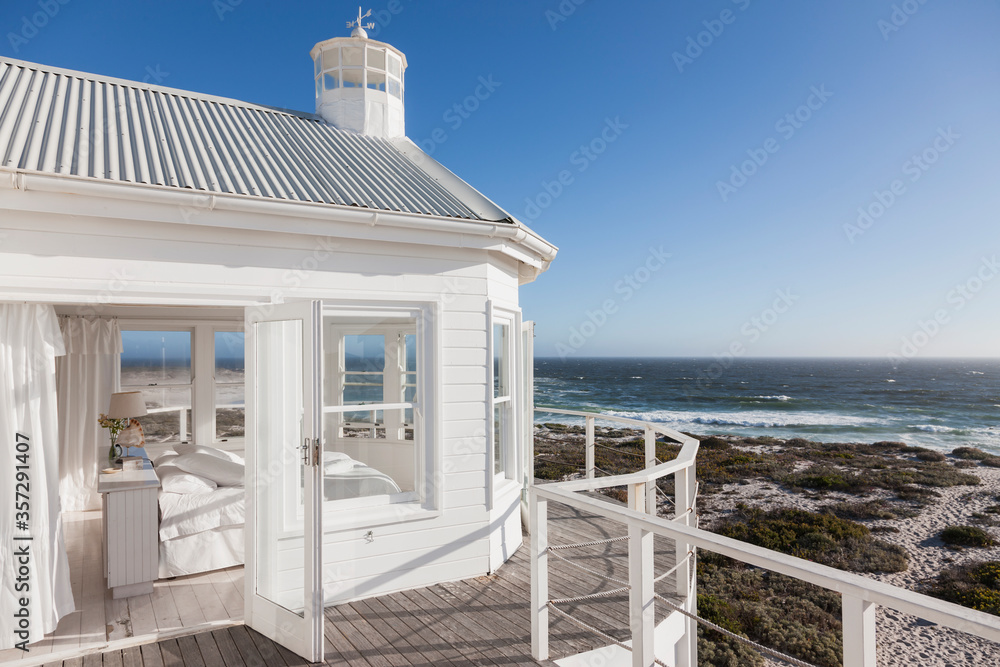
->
(158, 487), (245, 542)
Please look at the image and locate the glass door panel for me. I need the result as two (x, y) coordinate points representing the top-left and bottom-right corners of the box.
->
(245, 301), (323, 662)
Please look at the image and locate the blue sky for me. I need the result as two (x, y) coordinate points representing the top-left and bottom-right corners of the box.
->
(3, 0), (998, 359)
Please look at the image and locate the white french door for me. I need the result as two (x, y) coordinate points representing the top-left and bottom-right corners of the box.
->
(244, 301), (324, 662)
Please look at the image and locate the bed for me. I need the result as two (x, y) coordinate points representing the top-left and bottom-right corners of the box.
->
(154, 446), (401, 578)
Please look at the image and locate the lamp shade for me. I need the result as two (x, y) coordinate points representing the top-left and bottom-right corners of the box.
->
(108, 391), (148, 419)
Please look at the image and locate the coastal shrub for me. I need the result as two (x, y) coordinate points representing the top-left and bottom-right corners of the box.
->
(928, 561), (1000, 616)
(914, 450), (946, 462)
(825, 499), (901, 521)
(954, 460), (978, 469)
(783, 465), (867, 493)
(981, 456), (1000, 468)
(698, 558), (842, 667)
(941, 525), (997, 548)
(953, 447), (990, 460)
(713, 506), (908, 573)
(895, 486), (940, 504)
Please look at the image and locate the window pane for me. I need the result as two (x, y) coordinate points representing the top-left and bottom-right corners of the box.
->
(121, 330), (191, 386)
(388, 78), (401, 99)
(345, 335), (385, 372)
(315, 77), (321, 99)
(367, 71), (386, 92)
(387, 55), (400, 78)
(324, 72), (340, 91)
(215, 331), (245, 440)
(314, 55), (322, 76)
(367, 47), (385, 70)
(404, 334), (417, 372)
(493, 323), (509, 398)
(494, 404), (504, 475)
(322, 48), (339, 70)
(342, 47), (362, 67)
(342, 69), (363, 88)
(138, 387), (192, 444)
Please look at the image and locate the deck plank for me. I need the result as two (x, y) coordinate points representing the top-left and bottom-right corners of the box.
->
(70, 495), (688, 666)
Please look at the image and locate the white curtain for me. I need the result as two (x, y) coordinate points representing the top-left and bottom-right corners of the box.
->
(56, 317), (122, 512)
(0, 304), (74, 649)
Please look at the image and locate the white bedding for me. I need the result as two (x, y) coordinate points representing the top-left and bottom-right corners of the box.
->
(157, 451), (400, 577)
(159, 487), (245, 542)
(323, 460), (402, 500)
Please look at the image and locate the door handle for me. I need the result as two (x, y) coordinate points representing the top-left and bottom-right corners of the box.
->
(302, 438), (321, 466)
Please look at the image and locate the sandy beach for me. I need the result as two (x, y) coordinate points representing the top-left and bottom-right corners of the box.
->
(699, 442), (1000, 666)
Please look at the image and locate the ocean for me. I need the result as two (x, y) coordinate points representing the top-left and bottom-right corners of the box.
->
(534, 358), (1000, 453)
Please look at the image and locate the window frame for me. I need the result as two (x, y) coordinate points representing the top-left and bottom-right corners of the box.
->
(488, 303), (521, 506)
(118, 319), (245, 449)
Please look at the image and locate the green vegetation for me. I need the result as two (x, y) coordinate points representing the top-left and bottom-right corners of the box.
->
(698, 557), (842, 667)
(940, 525), (997, 548)
(928, 561), (1000, 616)
(981, 456), (1000, 468)
(712, 506), (908, 573)
(823, 499), (909, 521)
(952, 447), (990, 460)
(927, 560), (1000, 616)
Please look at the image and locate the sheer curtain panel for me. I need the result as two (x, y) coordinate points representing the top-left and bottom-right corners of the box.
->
(0, 304), (74, 649)
(57, 316), (122, 512)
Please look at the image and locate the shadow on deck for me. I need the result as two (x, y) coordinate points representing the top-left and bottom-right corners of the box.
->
(42, 499), (682, 667)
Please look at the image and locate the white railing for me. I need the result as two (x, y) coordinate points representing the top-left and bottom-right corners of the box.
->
(146, 405), (189, 442)
(532, 407), (700, 667)
(530, 408), (1000, 667)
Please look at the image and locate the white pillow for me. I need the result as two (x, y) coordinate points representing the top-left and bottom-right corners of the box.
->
(158, 466), (217, 495)
(153, 451), (180, 468)
(175, 443), (245, 465)
(173, 452), (245, 487)
(323, 451), (354, 474)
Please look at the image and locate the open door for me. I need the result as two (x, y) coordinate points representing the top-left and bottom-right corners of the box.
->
(520, 320), (535, 526)
(244, 301), (324, 662)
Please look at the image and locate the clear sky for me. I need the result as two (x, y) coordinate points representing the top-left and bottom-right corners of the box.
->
(2, 0), (997, 359)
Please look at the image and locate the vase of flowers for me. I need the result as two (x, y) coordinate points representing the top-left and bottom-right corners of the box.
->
(98, 413), (129, 465)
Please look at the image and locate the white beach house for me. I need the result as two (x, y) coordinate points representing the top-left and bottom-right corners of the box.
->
(0, 22), (553, 661)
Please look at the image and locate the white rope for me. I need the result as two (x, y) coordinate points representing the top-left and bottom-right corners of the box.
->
(549, 586), (630, 605)
(548, 535), (629, 551)
(653, 550), (693, 584)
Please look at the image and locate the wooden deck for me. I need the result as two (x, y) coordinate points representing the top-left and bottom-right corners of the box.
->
(30, 498), (682, 667)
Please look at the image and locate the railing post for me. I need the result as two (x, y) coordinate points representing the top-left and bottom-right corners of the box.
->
(842, 595), (876, 667)
(585, 416), (595, 479)
(644, 426), (656, 515)
(629, 518), (655, 666)
(674, 463), (696, 667)
(530, 490), (549, 661)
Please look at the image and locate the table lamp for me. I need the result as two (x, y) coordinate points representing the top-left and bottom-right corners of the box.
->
(108, 391), (148, 459)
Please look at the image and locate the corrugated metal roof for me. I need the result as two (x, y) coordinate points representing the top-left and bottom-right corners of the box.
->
(0, 58), (495, 221)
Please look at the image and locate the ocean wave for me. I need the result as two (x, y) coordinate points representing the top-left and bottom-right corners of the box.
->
(605, 409), (883, 429)
(909, 424), (955, 433)
(754, 395), (792, 401)
(631, 376), (643, 379)
(970, 371), (985, 375)
(886, 379), (896, 383)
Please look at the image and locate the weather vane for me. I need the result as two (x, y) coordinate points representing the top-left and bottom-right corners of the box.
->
(347, 7), (375, 33)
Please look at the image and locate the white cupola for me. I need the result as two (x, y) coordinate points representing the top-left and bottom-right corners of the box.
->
(310, 8), (407, 139)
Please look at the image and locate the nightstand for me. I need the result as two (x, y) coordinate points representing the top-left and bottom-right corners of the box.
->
(98, 460), (160, 599)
